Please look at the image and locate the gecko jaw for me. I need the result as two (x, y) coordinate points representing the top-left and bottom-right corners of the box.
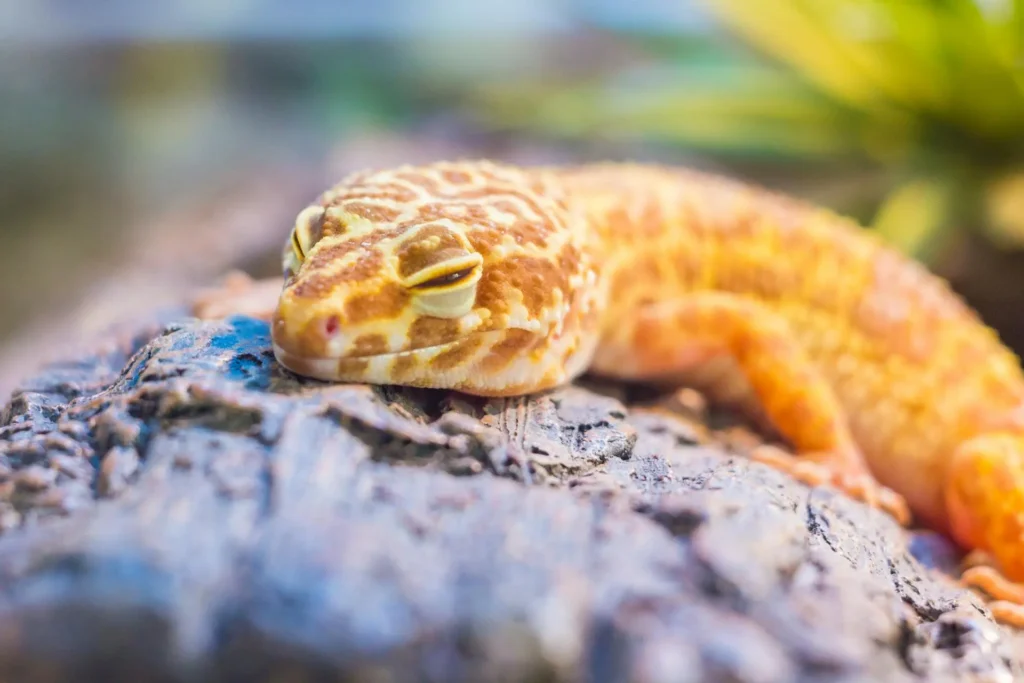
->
(272, 339), (459, 380)
(271, 330), (518, 386)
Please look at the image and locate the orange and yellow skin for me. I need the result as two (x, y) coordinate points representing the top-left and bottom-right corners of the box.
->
(203, 160), (1024, 625)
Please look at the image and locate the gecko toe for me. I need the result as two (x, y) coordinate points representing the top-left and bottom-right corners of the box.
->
(748, 444), (910, 525)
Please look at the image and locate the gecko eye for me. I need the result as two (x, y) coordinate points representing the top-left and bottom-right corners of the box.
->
(290, 205), (327, 263)
(403, 255), (483, 319)
(411, 267), (476, 290)
(282, 204), (328, 279)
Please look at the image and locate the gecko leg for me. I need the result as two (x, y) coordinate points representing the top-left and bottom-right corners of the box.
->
(593, 292), (910, 524)
(191, 271), (285, 321)
(946, 432), (1024, 627)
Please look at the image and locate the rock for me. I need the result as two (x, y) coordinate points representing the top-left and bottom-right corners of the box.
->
(0, 314), (1020, 683)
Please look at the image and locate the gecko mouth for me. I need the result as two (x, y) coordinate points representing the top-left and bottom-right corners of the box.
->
(273, 339), (459, 363)
(271, 330), (513, 382)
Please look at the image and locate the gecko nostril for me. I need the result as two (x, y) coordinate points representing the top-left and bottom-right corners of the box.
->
(322, 314), (341, 338)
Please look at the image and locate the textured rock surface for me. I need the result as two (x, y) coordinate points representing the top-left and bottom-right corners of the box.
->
(0, 313), (1021, 683)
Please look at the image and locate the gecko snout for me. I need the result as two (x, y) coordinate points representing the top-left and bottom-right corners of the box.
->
(301, 312), (345, 358)
(271, 305), (345, 359)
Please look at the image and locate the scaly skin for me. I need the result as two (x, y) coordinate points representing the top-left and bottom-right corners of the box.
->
(206, 160), (1024, 625)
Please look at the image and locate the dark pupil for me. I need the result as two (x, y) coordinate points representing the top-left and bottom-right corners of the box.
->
(416, 267), (474, 289)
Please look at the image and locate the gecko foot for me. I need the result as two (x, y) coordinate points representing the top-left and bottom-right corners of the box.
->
(749, 444), (911, 525)
(986, 602), (1024, 628)
(960, 564), (1024, 628)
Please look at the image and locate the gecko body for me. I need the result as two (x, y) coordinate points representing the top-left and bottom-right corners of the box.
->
(264, 160), (1024, 623)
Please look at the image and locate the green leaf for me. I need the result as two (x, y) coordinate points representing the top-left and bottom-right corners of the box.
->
(983, 169), (1024, 249)
(869, 176), (955, 259)
(474, 61), (916, 162)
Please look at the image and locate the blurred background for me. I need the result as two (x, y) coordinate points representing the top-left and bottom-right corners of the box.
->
(2, 0), (1024, 393)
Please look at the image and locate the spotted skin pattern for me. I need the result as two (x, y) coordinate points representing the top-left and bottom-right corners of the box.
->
(238, 160), (1024, 625)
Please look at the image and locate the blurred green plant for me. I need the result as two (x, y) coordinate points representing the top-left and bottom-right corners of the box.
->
(471, 0), (1024, 264)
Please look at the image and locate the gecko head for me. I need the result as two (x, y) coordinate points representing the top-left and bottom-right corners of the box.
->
(270, 162), (596, 396)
